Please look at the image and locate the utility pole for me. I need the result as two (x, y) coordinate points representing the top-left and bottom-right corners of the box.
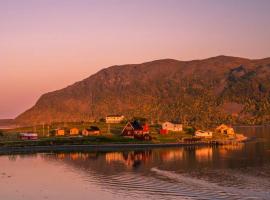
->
(34, 124), (37, 133)
(47, 125), (50, 137)
(42, 123), (45, 137)
(107, 123), (111, 134)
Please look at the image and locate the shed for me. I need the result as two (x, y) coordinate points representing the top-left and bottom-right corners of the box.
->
(20, 133), (38, 140)
(82, 126), (100, 136)
(70, 128), (79, 135)
(195, 130), (213, 138)
(55, 129), (65, 136)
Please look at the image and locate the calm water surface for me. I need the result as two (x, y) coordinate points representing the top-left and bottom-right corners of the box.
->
(1, 126), (270, 200)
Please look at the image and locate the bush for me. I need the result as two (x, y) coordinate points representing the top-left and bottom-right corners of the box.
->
(99, 118), (105, 122)
(184, 126), (196, 134)
(132, 117), (148, 124)
(0, 130), (3, 137)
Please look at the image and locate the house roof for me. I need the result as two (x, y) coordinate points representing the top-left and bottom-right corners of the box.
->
(131, 121), (143, 130)
(86, 126), (100, 131)
(163, 121), (182, 125)
(106, 115), (123, 117)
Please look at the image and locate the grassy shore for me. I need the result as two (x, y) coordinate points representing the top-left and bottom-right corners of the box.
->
(0, 122), (244, 154)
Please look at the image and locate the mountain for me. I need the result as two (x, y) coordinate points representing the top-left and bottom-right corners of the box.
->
(0, 119), (16, 129)
(16, 56), (270, 127)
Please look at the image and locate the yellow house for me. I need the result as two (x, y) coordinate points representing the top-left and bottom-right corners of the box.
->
(55, 129), (65, 136)
(216, 124), (235, 135)
(70, 128), (79, 135)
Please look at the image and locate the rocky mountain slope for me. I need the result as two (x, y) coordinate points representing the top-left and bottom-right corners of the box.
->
(16, 56), (270, 127)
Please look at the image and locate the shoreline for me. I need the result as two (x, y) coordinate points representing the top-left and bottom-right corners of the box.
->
(0, 141), (239, 155)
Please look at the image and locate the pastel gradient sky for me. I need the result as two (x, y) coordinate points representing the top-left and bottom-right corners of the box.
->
(1, 0), (270, 118)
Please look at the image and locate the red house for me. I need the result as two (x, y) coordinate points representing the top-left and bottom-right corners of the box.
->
(19, 133), (38, 140)
(122, 121), (150, 140)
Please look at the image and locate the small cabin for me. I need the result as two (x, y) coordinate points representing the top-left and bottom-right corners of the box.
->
(19, 133), (38, 140)
(195, 130), (213, 138)
(55, 129), (65, 136)
(82, 126), (100, 136)
(70, 128), (79, 135)
(106, 115), (124, 124)
(162, 122), (183, 132)
(122, 121), (149, 137)
(216, 124), (235, 135)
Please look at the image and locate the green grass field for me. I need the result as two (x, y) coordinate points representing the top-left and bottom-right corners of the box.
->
(0, 122), (235, 147)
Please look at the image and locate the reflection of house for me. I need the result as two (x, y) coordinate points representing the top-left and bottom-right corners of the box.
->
(19, 133), (38, 140)
(56, 153), (91, 161)
(55, 129), (65, 136)
(219, 143), (244, 156)
(70, 128), (79, 135)
(105, 151), (151, 168)
(195, 147), (213, 162)
(105, 152), (123, 163)
(70, 153), (80, 160)
(216, 124), (235, 135)
(160, 149), (183, 161)
(162, 122), (183, 132)
(195, 130), (213, 138)
(106, 115), (124, 123)
(122, 121), (149, 137)
(82, 126), (100, 136)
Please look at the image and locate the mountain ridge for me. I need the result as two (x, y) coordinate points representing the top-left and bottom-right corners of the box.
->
(16, 55), (270, 127)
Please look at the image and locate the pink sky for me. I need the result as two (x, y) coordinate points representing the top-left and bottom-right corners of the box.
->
(1, 0), (270, 118)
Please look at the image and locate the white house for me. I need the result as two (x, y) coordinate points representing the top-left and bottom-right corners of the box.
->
(162, 122), (183, 132)
(195, 130), (213, 138)
(106, 115), (124, 124)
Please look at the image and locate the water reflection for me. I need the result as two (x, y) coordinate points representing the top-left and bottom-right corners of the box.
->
(1, 126), (270, 200)
(37, 141), (270, 200)
(195, 147), (213, 162)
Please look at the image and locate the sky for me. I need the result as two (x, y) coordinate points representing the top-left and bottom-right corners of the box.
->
(0, 0), (270, 119)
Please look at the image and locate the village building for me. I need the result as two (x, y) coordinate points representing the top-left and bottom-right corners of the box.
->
(19, 133), (38, 140)
(194, 130), (213, 138)
(70, 128), (79, 135)
(216, 124), (235, 135)
(55, 129), (65, 136)
(82, 126), (100, 136)
(106, 115), (125, 124)
(162, 122), (183, 132)
(122, 121), (149, 136)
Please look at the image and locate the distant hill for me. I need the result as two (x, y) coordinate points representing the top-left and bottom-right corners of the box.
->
(0, 119), (16, 129)
(16, 56), (270, 127)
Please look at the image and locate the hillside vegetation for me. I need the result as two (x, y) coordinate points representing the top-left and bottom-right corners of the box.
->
(16, 56), (270, 128)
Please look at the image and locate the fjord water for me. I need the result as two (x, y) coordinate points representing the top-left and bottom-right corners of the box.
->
(1, 126), (270, 200)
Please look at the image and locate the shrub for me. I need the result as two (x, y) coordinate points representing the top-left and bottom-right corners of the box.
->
(99, 118), (105, 122)
(184, 126), (196, 134)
